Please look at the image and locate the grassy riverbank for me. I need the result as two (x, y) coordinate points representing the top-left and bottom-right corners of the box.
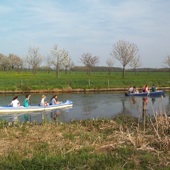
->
(0, 71), (169, 92)
(0, 114), (169, 169)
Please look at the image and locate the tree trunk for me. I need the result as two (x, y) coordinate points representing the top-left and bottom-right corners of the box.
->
(65, 66), (68, 75)
(56, 65), (59, 78)
(122, 65), (125, 78)
(109, 68), (111, 75)
(88, 67), (91, 76)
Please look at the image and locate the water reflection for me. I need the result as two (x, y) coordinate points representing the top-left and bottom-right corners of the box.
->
(0, 92), (169, 124)
(50, 110), (61, 122)
(120, 97), (131, 115)
(23, 114), (31, 122)
(166, 91), (170, 114)
(142, 97), (148, 120)
(21, 113), (42, 124)
(130, 96), (137, 104)
(8, 114), (18, 126)
(151, 98), (156, 104)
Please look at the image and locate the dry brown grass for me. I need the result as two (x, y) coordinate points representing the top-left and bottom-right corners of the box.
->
(0, 114), (169, 162)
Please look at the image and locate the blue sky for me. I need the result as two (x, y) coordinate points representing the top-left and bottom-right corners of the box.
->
(0, 0), (170, 68)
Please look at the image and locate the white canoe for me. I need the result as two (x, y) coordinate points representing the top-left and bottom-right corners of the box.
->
(0, 100), (73, 113)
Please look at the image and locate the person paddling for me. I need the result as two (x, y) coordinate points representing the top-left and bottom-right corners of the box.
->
(24, 94), (31, 107)
(10, 96), (20, 107)
(151, 85), (156, 92)
(50, 95), (60, 105)
(40, 95), (49, 106)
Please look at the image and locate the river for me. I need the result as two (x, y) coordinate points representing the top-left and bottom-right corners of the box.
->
(0, 92), (169, 124)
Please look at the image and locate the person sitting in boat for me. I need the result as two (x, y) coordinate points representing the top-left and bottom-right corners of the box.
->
(128, 86), (134, 93)
(151, 84), (156, 92)
(50, 95), (60, 105)
(133, 86), (139, 93)
(40, 95), (49, 106)
(10, 96), (20, 107)
(24, 94), (31, 107)
(142, 85), (145, 92)
(145, 85), (150, 92)
(143, 85), (150, 92)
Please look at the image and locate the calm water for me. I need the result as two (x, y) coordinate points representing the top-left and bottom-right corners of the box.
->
(0, 92), (169, 124)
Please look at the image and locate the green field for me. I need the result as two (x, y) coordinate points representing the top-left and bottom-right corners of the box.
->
(0, 70), (169, 91)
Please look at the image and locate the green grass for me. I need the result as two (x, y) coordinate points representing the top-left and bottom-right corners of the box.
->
(0, 149), (161, 170)
(0, 70), (169, 91)
(0, 115), (169, 169)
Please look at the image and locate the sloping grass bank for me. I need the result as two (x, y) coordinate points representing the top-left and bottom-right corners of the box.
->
(0, 114), (169, 170)
(0, 71), (169, 92)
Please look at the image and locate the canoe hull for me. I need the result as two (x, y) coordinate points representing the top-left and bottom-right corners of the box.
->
(0, 100), (73, 113)
(125, 90), (165, 97)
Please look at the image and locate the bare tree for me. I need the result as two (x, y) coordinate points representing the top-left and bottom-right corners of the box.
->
(26, 47), (44, 75)
(62, 51), (72, 75)
(129, 55), (142, 75)
(0, 54), (10, 71)
(106, 57), (114, 75)
(46, 54), (53, 74)
(66, 60), (74, 73)
(69, 61), (74, 72)
(50, 45), (68, 78)
(22, 58), (30, 72)
(80, 52), (99, 76)
(110, 40), (139, 78)
(164, 55), (170, 77)
(8, 54), (23, 73)
(164, 55), (170, 67)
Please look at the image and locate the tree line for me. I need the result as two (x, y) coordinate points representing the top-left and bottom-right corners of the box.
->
(0, 40), (170, 78)
(0, 45), (73, 78)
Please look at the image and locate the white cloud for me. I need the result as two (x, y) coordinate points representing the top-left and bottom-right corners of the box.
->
(0, 0), (170, 67)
